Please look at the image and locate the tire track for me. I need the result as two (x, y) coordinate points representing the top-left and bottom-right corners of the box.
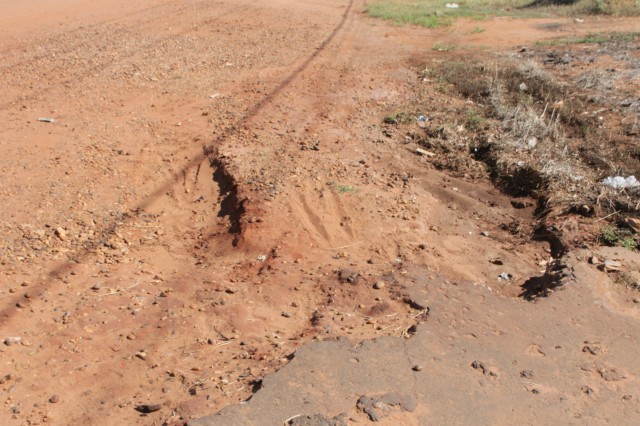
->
(0, 1), (256, 110)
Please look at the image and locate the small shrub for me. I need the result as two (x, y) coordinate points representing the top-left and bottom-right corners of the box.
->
(621, 237), (638, 251)
(600, 225), (620, 245)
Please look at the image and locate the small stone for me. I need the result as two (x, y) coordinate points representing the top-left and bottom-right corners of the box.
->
(55, 227), (66, 241)
(90, 283), (101, 291)
(373, 281), (385, 290)
(4, 337), (21, 346)
(412, 364), (423, 371)
(582, 342), (603, 356)
(135, 351), (147, 360)
(126, 333), (136, 340)
(599, 367), (626, 382)
(49, 395), (59, 404)
(372, 401), (388, 409)
(520, 370), (534, 379)
(338, 269), (358, 284)
(589, 256), (600, 265)
(281, 311), (291, 318)
(480, 230), (490, 237)
(135, 404), (161, 413)
(632, 298), (640, 304)
(603, 259), (622, 272)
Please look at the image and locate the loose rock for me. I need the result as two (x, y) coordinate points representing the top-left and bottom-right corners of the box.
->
(135, 404), (162, 413)
(54, 227), (66, 241)
(4, 337), (22, 346)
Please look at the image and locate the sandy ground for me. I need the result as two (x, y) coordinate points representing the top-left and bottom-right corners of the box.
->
(1, 0), (639, 424)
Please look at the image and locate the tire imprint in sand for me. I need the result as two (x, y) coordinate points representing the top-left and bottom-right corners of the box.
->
(291, 189), (355, 247)
(0, 1), (256, 110)
(0, 0), (356, 321)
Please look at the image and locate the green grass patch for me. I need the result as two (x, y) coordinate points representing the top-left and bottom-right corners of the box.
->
(536, 31), (640, 45)
(336, 184), (357, 193)
(464, 108), (485, 129)
(365, 0), (640, 28)
(366, 1), (454, 28)
(600, 224), (638, 250)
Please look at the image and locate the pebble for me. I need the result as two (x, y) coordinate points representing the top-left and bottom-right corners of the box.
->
(135, 404), (161, 413)
(281, 311), (291, 318)
(49, 395), (59, 404)
(4, 337), (22, 346)
(520, 370), (534, 379)
(480, 230), (490, 237)
(135, 351), (147, 360)
(373, 281), (385, 290)
(412, 364), (423, 371)
(603, 259), (622, 272)
(54, 227), (66, 241)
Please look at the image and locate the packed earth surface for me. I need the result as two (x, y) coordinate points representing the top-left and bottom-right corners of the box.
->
(1, 0), (640, 425)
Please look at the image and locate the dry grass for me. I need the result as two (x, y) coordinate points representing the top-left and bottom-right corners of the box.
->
(416, 46), (640, 224)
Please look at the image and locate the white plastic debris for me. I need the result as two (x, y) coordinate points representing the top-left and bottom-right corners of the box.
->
(445, 3), (460, 8)
(602, 176), (640, 189)
(37, 117), (55, 123)
(257, 254), (267, 262)
(498, 272), (512, 281)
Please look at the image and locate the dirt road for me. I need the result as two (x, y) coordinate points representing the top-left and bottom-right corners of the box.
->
(1, 0), (639, 424)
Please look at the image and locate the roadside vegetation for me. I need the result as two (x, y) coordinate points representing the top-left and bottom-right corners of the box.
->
(380, 30), (640, 251)
(366, 0), (640, 28)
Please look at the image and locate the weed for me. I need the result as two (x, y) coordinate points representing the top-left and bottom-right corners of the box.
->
(600, 225), (637, 250)
(465, 108), (485, 130)
(601, 224), (620, 245)
(432, 42), (455, 52)
(337, 185), (356, 193)
(621, 237), (638, 251)
(614, 271), (640, 291)
(384, 112), (413, 125)
(470, 27), (486, 34)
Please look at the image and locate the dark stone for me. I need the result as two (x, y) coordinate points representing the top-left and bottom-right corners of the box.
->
(135, 404), (162, 413)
